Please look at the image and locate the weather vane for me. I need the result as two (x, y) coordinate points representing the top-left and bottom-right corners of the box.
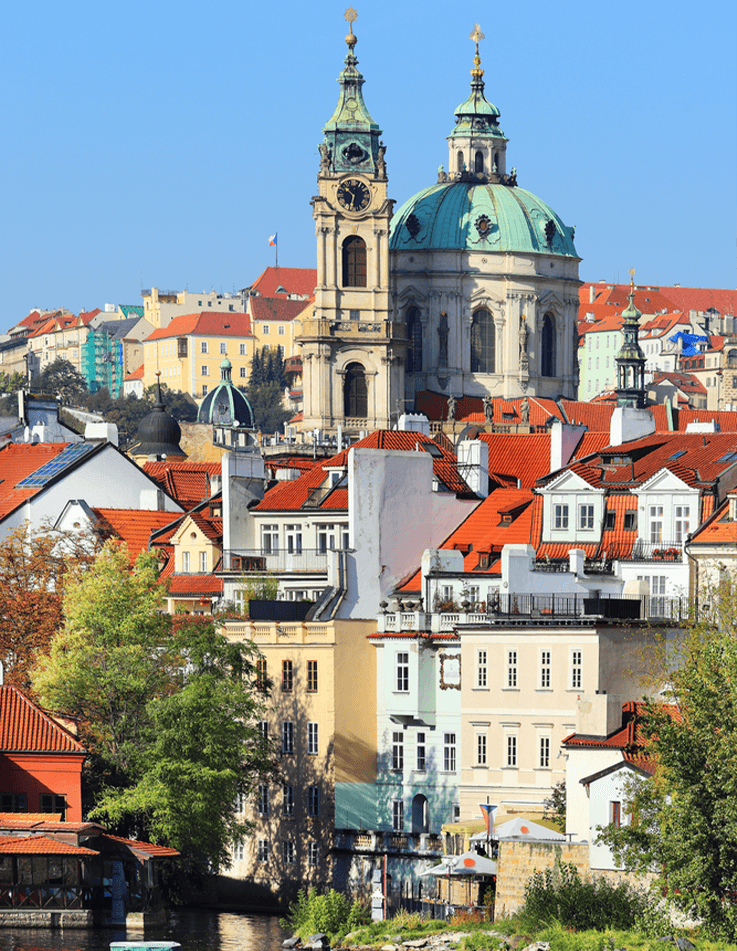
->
(629, 267), (636, 286)
(470, 23), (485, 43)
(470, 24), (484, 76)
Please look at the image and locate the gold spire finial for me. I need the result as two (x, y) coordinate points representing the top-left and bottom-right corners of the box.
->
(345, 7), (358, 47)
(470, 23), (485, 78)
(629, 267), (636, 287)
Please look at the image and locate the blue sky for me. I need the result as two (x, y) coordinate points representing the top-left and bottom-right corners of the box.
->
(0, 0), (734, 324)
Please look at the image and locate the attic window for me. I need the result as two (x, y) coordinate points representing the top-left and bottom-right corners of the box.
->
(604, 511), (616, 530)
(478, 554), (490, 569)
(604, 455), (630, 466)
(500, 513), (513, 525)
(190, 532), (197, 539)
(718, 452), (737, 463)
(423, 442), (443, 457)
(624, 512), (637, 531)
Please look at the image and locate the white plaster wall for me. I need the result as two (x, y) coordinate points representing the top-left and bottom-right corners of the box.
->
(564, 747), (622, 842)
(343, 448), (478, 619)
(1, 445), (182, 538)
(587, 766), (646, 870)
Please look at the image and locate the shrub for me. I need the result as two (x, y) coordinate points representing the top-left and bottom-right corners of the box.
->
(520, 863), (659, 932)
(280, 887), (369, 940)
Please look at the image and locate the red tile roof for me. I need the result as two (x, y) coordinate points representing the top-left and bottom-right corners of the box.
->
(415, 391), (563, 427)
(255, 430), (474, 511)
(143, 461), (220, 509)
(166, 573), (223, 597)
(0, 442), (69, 520)
(91, 508), (182, 562)
(250, 297), (312, 322)
(0, 836), (98, 855)
(656, 286), (737, 316)
(559, 399), (616, 432)
(249, 266), (317, 299)
(674, 408), (737, 432)
(563, 700), (678, 769)
(478, 434), (553, 489)
(689, 497), (737, 544)
(102, 834), (179, 858)
(125, 365), (144, 381)
(0, 686), (85, 754)
(651, 371), (706, 396)
(145, 312), (253, 342)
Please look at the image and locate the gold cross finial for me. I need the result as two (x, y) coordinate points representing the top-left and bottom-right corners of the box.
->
(470, 23), (485, 43)
(345, 7), (358, 25)
(629, 267), (636, 288)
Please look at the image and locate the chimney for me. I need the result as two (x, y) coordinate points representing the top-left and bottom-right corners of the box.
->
(457, 439), (489, 498)
(568, 548), (585, 577)
(609, 407), (655, 446)
(550, 420), (587, 471)
(589, 285), (596, 303)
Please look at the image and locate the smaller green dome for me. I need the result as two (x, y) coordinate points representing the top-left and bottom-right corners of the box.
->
(197, 360), (255, 429)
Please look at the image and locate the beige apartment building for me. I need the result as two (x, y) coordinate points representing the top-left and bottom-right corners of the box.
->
(221, 617), (376, 903)
(142, 287), (246, 331)
(249, 297), (312, 360)
(143, 312), (255, 398)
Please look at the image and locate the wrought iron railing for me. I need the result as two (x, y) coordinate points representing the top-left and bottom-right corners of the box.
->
(221, 549), (330, 573)
(628, 540), (684, 562)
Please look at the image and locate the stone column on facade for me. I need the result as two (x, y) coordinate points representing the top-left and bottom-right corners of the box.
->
(372, 228), (382, 291)
(317, 226), (330, 288)
(327, 229), (337, 291)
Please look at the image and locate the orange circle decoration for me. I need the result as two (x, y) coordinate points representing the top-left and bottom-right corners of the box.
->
(463, 857), (476, 867)
(520, 825), (530, 834)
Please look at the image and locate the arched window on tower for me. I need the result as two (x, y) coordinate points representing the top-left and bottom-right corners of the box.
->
(475, 151), (484, 174)
(344, 362), (368, 418)
(457, 151), (464, 173)
(493, 151), (499, 172)
(541, 313), (557, 378)
(405, 307), (423, 374)
(471, 308), (496, 373)
(342, 236), (367, 288)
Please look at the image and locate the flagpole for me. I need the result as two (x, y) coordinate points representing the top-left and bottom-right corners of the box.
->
(275, 233), (278, 269)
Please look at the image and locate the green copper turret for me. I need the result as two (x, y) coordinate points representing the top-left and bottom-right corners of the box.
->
(616, 273), (647, 408)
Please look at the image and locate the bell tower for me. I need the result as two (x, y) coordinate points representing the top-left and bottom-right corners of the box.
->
(299, 9), (405, 435)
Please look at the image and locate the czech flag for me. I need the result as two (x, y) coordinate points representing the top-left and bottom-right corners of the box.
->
(269, 233), (278, 247)
(479, 803), (498, 835)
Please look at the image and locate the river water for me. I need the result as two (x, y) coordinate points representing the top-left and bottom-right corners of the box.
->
(0, 909), (290, 951)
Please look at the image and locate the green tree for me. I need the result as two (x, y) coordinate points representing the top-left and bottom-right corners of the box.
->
(598, 589), (737, 939)
(0, 371), (26, 395)
(542, 780), (566, 832)
(32, 541), (277, 870)
(37, 358), (87, 403)
(246, 347), (291, 433)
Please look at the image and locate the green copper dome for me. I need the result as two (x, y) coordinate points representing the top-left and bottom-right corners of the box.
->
(197, 359), (255, 429)
(389, 182), (578, 257)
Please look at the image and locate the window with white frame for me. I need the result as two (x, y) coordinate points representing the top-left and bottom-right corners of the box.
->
(506, 650), (518, 688)
(282, 721), (294, 754)
(200, 364), (209, 377)
(540, 650), (551, 688)
(539, 736), (550, 768)
(467, 585), (480, 606)
(257, 839), (269, 862)
(286, 524), (303, 554)
(571, 650), (582, 689)
(579, 504), (594, 530)
(200, 341), (208, 354)
(649, 505), (664, 544)
(396, 652), (409, 692)
(282, 660), (293, 692)
(282, 784), (294, 816)
(257, 785), (269, 815)
(262, 524), (279, 554)
(263, 325), (270, 334)
(307, 722), (319, 755)
(416, 732), (426, 771)
(308, 785), (319, 817)
(340, 524), (350, 548)
(182, 551), (191, 573)
(675, 505), (690, 543)
(282, 840), (296, 864)
(220, 342), (227, 354)
(308, 841), (319, 865)
(443, 733), (456, 772)
(506, 734), (518, 767)
(232, 841), (244, 861)
(392, 799), (404, 832)
(239, 343), (247, 356)
(476, 649), (488, 688)
(554, 504), (569, 530)
(199, 551), (207, 572)
(239, 367), (247, 378)
(234, 792), (246, 813)
(258, 720), (268, 742)
(279, 325), (285, 335)
(317, 524), (336, 553)
(476, 733), (487, 766)
(392, 731), (404, 771)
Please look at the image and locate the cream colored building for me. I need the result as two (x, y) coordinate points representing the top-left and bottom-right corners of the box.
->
(221, 618), (377, 901)
(142, 287), (246, 331)
(250, 297), (312, 361)
(143, 312), (255, 399)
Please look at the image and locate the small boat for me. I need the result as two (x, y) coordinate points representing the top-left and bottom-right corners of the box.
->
(110, 943), (181, 951)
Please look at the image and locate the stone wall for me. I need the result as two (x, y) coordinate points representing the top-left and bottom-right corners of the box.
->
(0, 909), (94, 928)
(495, 840), (590, 917)
(179, 422), (226, 462)
(494, 840), (656, 917)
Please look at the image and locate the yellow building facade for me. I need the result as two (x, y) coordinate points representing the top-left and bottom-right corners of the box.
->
(221, 618), (377, 901)
(143, 312), (255, 399)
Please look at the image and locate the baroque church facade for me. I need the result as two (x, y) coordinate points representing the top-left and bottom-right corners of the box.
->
(299, 20), (581, 435)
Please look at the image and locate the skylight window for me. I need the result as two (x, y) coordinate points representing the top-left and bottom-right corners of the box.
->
(16, 443), (96, 489)
(668, 450), (687, 460)
(717, 452), (737, 463)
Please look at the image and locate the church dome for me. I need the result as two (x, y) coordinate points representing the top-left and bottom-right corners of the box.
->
(197, 359), (255, 429)
(130, 382), (185, 458)
(389, 182), (578, 257)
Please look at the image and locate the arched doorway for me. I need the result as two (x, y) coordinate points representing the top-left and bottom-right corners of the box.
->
(412, 793), (429, 833)
(344, 363), (368, 418)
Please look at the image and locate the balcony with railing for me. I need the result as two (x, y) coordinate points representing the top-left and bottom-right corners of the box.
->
(376, 592), (694, 632)
(627, 540), (684, 563)
(334, 829), (443, 855)
(221, 548), (330, 574)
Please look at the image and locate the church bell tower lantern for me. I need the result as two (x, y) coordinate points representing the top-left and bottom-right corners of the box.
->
(298, 9), (405, 435)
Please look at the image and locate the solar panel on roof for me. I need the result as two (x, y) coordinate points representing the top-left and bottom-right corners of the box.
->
(16, 443), (96, 489)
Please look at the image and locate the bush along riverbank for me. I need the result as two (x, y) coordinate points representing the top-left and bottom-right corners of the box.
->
(279, 868), (737, 951)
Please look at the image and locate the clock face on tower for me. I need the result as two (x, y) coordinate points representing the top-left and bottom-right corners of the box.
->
(336, 178), (371, 213)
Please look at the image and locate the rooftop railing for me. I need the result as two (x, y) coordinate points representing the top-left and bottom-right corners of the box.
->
(221, 548), (330, 573)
